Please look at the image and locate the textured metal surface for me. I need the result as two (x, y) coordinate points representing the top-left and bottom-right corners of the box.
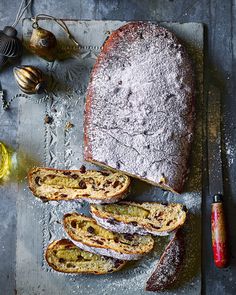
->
(207, 85), (223, 196)
(15, 19), (202, 295)
(0, 1), (236, 295)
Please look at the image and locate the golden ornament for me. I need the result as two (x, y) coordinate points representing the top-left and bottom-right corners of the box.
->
(28, 14), (80, 61)
(13, 66), (47, 94)
(29, 23), (57, 62)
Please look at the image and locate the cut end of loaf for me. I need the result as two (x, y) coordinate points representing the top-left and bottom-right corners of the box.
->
(28, 167), (131, 203)
(45, 239), (126, 274)
(90, 202), (187, 236)
(63, 212), (154, 260)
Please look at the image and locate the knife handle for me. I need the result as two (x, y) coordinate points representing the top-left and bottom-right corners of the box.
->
(211, 194), (229, 268)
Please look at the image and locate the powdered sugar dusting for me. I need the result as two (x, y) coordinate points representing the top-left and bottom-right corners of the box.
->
(85, 22), (195, 192)
(146, 232), (184, 291)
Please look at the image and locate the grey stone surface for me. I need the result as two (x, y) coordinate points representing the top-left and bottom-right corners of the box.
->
(0, 1), (236, 295)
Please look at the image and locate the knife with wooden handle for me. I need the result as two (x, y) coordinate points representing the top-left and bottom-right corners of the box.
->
(208, 85), (229, 268)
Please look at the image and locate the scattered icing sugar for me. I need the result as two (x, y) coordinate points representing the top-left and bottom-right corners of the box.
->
(225, 140), (235, 167)
(85, 22), (195, 192)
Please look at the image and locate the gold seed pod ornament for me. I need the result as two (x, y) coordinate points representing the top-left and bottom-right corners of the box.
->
(13, 66), (47, 94)
(29, 14), (79, 62)
(29, 22), (57, 62)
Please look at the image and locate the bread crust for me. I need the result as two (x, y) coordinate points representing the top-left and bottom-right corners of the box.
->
(84, 21), (195, 193)
(145, 230), (185, 292)
(28, 167), (131, 203)
(45, 239), (126, 274)
(91, 214), (170, 237)
(70, 240), (146, 261)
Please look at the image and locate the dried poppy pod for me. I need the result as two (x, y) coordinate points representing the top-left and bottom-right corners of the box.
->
(29, 23), (57, 62)
(13, 66), (47, 94)
(0, 26), (22, 67)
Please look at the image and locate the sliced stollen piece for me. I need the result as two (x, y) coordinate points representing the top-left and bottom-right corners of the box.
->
(45, 239), (126, 274)
(146, 230), (185, 292)
(63, 213), (154, 260)
(90, 202), (187, 236)
(28, 167), (130, 203)
(84, 21), (195, 193)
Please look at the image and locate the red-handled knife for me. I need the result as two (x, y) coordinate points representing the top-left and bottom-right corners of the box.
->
(207, 85), (229, 268)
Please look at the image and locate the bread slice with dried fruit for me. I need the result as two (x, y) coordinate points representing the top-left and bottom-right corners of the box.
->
(28, 167), (131, 203)
(63, 213), (154, 260)
(90, 202), (187, 236)
(146, 230), (185, 292)
(45, 239), (126, 274)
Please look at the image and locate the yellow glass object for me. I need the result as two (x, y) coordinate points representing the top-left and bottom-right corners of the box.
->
(0, 142), (39, 183)
(0, 142), (11, 179)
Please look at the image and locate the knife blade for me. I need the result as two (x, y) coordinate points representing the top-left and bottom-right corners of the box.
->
(207, 85), (223, 196)
(207, 84), (229, 268)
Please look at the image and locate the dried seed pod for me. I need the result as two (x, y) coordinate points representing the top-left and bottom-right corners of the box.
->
(44, 114), (53, 124)
(29, 24), (57, 62)
(13, 66), (47, 94)
(0, 26), (22, 67)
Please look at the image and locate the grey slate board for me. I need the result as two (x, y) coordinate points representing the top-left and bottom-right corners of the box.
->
(16, 20), (203, 294)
